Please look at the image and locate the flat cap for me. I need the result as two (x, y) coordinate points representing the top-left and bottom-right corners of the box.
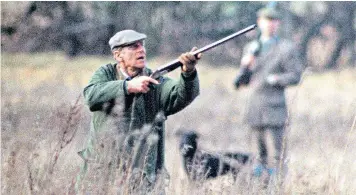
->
(257, 7), (281, 20)
(109, 30), (147, 50)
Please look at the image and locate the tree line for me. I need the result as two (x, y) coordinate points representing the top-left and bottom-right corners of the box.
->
(1, 1), (355, 69)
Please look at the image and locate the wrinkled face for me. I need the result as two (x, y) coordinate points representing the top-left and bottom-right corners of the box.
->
(257, 17), (280, 37)
(114, 40), (146, 71)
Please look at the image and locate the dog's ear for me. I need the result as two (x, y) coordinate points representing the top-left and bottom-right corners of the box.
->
(192, 131), (199, 140)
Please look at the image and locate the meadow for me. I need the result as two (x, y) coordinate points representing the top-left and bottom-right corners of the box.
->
(1, 52), (356, 194)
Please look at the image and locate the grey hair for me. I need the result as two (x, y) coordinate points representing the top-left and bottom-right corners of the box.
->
(112, 47), (123, 60)
(112, 46), (123, 53)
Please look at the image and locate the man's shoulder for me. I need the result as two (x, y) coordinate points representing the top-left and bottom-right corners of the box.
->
(95, 63), (117, 75)
(99, 63), (116, 72)
(92, 63), (117, 80)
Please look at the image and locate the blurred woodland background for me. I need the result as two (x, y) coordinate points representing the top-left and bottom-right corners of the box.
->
(1, 1), (355, 69)
(1, 1), (356, 195)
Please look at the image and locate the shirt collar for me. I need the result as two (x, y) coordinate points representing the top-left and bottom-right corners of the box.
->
(119, 64), (148, 80)
(120, 67), (130, 79)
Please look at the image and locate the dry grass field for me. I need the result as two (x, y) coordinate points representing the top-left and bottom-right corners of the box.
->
(1, 52), (356, 194)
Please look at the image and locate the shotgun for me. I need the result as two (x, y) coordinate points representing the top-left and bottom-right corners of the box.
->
(150, 24), (257, 79)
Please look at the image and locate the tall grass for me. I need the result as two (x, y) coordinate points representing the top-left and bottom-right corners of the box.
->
(1, 52), (356, 194)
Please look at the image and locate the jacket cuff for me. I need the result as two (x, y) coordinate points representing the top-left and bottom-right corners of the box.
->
(123, 79), (130, 95)
(181, 69), (197, 81)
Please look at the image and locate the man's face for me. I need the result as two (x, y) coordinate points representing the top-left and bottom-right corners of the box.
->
(257, 17), (280, 36)
(115, 40), (146, 70)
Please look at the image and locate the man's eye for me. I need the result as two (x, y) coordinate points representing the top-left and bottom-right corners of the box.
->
(128, 44), (138, 49)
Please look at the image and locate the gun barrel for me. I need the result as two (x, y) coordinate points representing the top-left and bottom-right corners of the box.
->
(150, 24), (257, 79)
(192, 24), (257, 55)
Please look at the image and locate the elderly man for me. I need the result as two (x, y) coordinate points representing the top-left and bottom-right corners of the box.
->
(76, 30), (201, 192)
(235, 7), (303, 180)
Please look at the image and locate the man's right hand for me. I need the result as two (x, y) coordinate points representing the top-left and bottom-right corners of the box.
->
(126, 76), (159, 94)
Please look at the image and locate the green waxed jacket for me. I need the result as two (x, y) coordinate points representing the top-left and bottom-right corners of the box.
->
(80, 63), (199, 183)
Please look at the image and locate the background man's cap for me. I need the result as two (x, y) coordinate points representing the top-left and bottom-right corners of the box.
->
(257, 7), (282, 20)
(109, 30), (147, 50)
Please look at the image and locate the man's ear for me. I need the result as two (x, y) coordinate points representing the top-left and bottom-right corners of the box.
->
(118, 55), (124, 64)
(113, 50), (123, 62)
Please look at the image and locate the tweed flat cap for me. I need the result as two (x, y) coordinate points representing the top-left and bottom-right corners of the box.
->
(109, 30), (147, 50)
(257, 7), (281, 20)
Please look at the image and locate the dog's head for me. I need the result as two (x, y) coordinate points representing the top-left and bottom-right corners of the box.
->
(178, 131), (198, 158)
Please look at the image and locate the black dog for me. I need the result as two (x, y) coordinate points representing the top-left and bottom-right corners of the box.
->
(178, 130), (250, 181)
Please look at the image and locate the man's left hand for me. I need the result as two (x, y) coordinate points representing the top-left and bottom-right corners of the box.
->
(180, 47), (202, 72)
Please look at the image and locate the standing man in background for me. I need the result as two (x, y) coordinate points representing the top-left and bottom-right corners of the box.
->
(234, 7), (303, 181)
(77, 29), (201, 193)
